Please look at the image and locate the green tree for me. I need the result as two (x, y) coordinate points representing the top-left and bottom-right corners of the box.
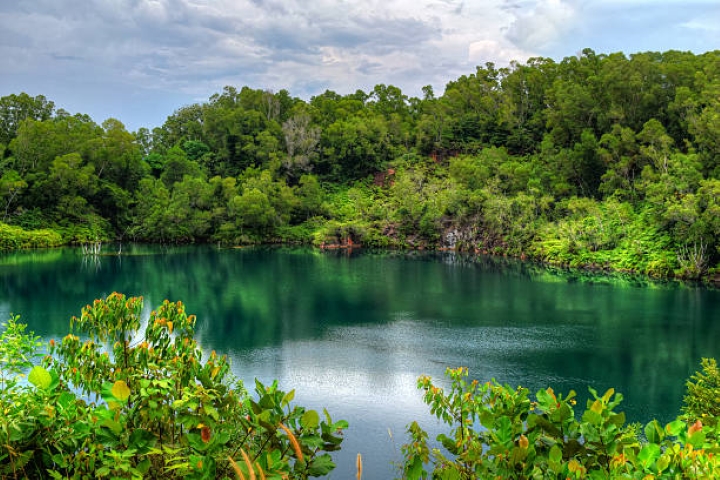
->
(0, 169), (27, 221)
(0, 93), (55, 146)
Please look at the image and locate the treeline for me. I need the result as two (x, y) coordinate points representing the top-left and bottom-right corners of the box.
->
(1, 48), (720, 278)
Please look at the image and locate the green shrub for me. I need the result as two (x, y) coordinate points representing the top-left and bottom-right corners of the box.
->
(0, 222), (63, 250)
(683, 358), (720, 429)
(0, 293), (347, 479)
(401, 367), (720, 479)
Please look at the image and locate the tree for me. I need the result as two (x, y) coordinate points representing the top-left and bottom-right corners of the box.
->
(282, 112), (321, 182)
(87, 118), (147, 191)
(160, 146), (204, 187)
(295, 174), (326, 221)
(0, 93), (55, 146)
(229, 188), (277, 235)
(0, 169), (27, 221)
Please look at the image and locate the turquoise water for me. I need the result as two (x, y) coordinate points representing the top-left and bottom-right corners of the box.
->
(2, 245), (719, 478)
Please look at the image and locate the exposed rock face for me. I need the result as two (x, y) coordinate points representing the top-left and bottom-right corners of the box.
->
(443, 229), (459, 249)
(441, 227), (476, 250)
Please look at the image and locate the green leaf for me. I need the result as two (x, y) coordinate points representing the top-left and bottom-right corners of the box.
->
(323, 408), (333, 425)
(28, 365), (52, 389)
(645, 420), (664, 444)
(480, 410), (494, 429)
(549, 444), (562, 464)
(637, 443), (661, 468)
(665, 419), (685, 437)
(438, 433), (458, 454)
(137, 458), (152, 475)
(582, 409), (602, 426)
(301, 410), (320, 429)
(405, 456), (425, 480)
(307, 453), (335, 476)
(609, 412), (626, 428)
(129, 429), (156, 453)
(333, 419), (349, 430)
(101, 418), (123, 436)
(282, 389), (295, 406)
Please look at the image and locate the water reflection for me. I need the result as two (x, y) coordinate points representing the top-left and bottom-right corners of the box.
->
(1, 246), (719, 478)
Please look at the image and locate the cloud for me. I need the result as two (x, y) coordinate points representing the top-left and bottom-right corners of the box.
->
(681, 18), (720, 33)
(468, 40), (535, 66)
(505, 0), (577, 52)
(1, 0), (716, 130)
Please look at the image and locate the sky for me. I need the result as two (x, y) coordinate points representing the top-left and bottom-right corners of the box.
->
(1, 0), (719, 132)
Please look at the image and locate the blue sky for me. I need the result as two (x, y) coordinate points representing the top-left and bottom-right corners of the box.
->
(1, 0), (718, 132)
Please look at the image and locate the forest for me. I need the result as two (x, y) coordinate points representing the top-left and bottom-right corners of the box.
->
(2, 48), (720, 279)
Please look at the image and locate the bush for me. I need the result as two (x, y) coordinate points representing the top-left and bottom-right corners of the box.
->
(683, 358), (720, 428)
(401, 367), (720, 479)
(0, 293), (347, 479)
(0, 222), (63, 250)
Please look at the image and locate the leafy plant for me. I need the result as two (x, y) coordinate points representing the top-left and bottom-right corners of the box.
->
(683, 358), (720, 429)
(400, 366), (720, 479)
(0, 293), (347, 479)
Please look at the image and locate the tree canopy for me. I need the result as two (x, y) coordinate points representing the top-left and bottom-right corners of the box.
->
(2, 48), (720, 279)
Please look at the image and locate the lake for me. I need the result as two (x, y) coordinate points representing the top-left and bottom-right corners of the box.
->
(1, 245), (719, 478)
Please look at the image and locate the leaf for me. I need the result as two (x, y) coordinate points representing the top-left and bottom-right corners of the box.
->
(137, 459), (152, 475)
(645, 420), (664, 444)
(307, 453), (335, 477)
(568, 459), (584, 473)
(101, 417), (123, 436)
(282, 389), (295, 407)
(201, 426), (212, 443)
(665, 419), (685, 437)
(129, 429), (156, 453)
(549, 444), (562, 464)
(405, 456), (425, 480)
(28, 366), (52, 390)
(111, 380), (131, 402)
(637, 443), (661, 468)
(301, 410), (320, 429)
(601, 388), (615, 403)
(438, 433), (458, 454)
(688, 419), (703, 437)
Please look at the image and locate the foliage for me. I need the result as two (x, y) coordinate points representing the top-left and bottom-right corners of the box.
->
(683, 358), (720, 429)
(0, 222), (63, 250)
(3, 50), (720, 278)
(0, 293), (347, 479)
(400, 367), (720, 479)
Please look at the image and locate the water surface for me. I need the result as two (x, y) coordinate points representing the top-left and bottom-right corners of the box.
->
(1, 245), (719, 478)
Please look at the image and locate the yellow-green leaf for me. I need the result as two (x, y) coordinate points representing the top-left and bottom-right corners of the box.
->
(301, 410), (320, 429)
(28, 366), (52, 390)
(111, 380), (131, 401)
(602, 388), (615, 403)
(282, 389), (296, 406)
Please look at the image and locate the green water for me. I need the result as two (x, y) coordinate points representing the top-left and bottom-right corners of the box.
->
(2, 245), (719, 478)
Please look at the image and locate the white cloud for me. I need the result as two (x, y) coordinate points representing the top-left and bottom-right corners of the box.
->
(505, 0), (577, 51)
(468, 40), (535, 66)
(0, 0), (716, 130)
(681, 18), (720, 32)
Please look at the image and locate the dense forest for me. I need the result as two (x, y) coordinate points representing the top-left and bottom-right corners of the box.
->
(2, 48), (720, 279)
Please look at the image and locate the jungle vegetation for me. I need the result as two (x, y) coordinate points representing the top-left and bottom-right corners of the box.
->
(2, 49), (720, 279)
